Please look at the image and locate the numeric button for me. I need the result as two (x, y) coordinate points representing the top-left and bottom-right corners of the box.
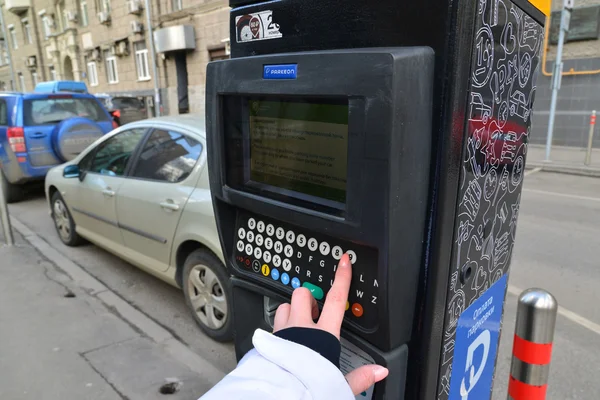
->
(276, 227), (285, 240)
(284, 245), (294, 258)
(296, 234), (306, 248)
(246, 231), (255, 243)
(257, 221), (265, 233)
(255, 234), (264, 247)
(332, 246), (343, 260)
(319, 241), (330, 256)
(266, 224), (275, 236)
(238, 228), (246, 240)
(236, 241), (244, 252)
(308, 238), (318, 251)
(248, 218), (256, 230)
(346, 250), (357, 264)
(286, 230), (295, 244)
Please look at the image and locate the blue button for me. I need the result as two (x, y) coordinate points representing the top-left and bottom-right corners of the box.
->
(271, 268), (280, 281)
(281, 273), (290, 286)
(291, 277), (301, 289)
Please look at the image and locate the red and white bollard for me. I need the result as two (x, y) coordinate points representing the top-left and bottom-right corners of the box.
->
(508, 289), (558, 400)
(585, 110), (596, 166)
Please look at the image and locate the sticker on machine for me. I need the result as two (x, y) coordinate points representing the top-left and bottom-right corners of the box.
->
(235, 10), (282, 43)
(340, 338), (376, 400)
(448, 274), (507, 400)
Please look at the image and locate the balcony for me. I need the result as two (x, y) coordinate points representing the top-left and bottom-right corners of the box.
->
(5, 0), (30, 14)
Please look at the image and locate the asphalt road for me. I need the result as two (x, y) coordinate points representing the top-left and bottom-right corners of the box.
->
(7, 171), (600, 399)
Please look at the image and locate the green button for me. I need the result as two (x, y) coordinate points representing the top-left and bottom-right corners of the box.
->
(302, 282), (324, 300)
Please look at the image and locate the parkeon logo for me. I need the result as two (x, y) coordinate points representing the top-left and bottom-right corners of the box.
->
(263, 64), (298, 79)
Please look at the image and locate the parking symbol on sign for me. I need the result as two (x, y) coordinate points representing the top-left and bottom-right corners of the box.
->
(448, 275), (507, 400)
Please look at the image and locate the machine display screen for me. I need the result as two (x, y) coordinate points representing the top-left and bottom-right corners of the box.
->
(247, 98), (349, 207)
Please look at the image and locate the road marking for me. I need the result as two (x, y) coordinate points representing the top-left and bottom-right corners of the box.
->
(507, 285), (600, 336)
(525, 167), (542, 177)
(522, 188), (600, 203)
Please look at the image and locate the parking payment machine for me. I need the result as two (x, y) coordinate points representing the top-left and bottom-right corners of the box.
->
(206, 0), (548, 399)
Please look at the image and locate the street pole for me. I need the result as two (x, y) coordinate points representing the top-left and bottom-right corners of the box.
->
(545, 1), (574, 162)
(585, 110), (596, 166)
(144, 0), (161, 117)
(0, 4), (17, 91)
(0, 173), (14, 246)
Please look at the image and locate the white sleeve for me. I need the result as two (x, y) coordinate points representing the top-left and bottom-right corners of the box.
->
(200, 329), (355, 400)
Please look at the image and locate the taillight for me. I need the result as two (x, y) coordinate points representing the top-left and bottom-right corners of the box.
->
(7, 127), (26, 153)
(112, 120), (119, 129)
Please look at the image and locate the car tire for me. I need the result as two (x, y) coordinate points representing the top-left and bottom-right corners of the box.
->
(0, 169), (24, 203)
(182, 249), (233, 342)
(51, 191), (84, 246)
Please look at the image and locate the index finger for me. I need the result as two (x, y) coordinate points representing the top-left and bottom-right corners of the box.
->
(318, 253), (352, 337)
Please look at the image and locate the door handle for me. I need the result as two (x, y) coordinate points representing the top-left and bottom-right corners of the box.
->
(31, 132), (46, 138)
(160, 201), (180, 211)
(102, 189), (115, 197)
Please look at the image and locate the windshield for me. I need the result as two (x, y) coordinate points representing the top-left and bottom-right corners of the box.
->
(23, 97), (110, 126)
(112, 97), (144, 109)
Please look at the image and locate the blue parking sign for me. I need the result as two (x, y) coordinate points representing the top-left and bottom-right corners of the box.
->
(449, 274), (507, 400)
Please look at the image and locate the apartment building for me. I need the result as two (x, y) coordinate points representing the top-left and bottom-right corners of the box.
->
(0, 0), (230, 116)
(532, 0), (600, 147)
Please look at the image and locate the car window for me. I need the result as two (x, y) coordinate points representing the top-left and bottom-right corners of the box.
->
(23, 97), (110, 126)
(0, 99), (8, 126)
(131, 129), (202, 183)
(88, 128), (146, 176)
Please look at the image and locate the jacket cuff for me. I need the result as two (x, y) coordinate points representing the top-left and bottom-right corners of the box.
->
(252, 329), (354, 400)
(274, 327), (341, 368)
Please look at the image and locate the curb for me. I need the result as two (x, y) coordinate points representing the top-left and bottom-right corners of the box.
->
(526, 162), (600, 178)
(9, 216), (226, 384)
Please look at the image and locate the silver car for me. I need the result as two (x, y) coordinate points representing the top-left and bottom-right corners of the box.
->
(44, 115), (232, 342)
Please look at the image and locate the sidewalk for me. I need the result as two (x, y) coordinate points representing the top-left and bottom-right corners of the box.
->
(526, 144), (600, 177)
(0, 228), (219, 399)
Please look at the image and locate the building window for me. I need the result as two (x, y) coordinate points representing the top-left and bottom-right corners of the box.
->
(2, 42), (8, 65)
(22, 19), (33, 45)
(99, 0), (111, 13)
(56, 3), (66, 31)
(31, 71), (38, 86)
(172, 0), (182, 12)
(104, 50), (118, 84)
(18, 73), (25, 91)
(134, 41), (150, 80)
(9, 27), (17, 50)
(80, 0), (89, 26)
(87, 61), (98, 86)
(49, 66), (57, 80)
(42, 16), (52, 38)
(209, 46), (229, 61)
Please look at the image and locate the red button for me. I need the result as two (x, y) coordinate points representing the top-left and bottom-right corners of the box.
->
(351, 303), (363, 318)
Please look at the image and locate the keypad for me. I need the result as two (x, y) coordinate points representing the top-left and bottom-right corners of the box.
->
(234, 211), (379, 329)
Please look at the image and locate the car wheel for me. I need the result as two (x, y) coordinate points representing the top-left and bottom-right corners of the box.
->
(51, 191), (84, 246)
(0, 169), (24, 203)
(182, 249), (233, 342)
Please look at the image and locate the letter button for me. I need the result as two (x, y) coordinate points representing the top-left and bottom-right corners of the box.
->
(255, 234), (264, 247)
(236, 240), (244, 252)
(238, 227), (246, 240)
(302, 282), (324, 300)
(284, 245), (294, 258)
(253, 247), (262, 260)
(246, 231), (255, 243)
(245, 244), (253, 256)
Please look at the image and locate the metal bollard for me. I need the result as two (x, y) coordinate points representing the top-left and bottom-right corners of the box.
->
(508, 289), (558, 400)
(0, 172), (14, 246)
(585, 110), (596, 166)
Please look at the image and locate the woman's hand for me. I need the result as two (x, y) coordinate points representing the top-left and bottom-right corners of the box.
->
(273, 254), (389, 395)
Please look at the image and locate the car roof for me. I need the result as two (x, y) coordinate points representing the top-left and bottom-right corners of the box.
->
(124, 114), (206, 137)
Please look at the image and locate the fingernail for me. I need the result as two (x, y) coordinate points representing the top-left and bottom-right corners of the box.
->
(340, 254), (350, 268)
(372, 366), (389, 381)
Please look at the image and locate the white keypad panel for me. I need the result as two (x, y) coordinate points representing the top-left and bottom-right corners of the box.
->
(233, 212), (379, 329)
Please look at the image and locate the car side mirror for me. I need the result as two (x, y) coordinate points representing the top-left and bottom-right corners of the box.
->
(63, 165), (81, 179)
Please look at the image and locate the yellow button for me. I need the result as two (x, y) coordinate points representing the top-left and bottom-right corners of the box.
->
(261, 264), (270, 277)
(346, 301), (350, 311)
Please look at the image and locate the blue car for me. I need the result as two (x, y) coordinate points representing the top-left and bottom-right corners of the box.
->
(0, 91), (115, 202)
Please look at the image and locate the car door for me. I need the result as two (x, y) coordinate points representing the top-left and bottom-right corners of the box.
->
(72, 128), (147, 247)
(115, 127), (204, 272)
